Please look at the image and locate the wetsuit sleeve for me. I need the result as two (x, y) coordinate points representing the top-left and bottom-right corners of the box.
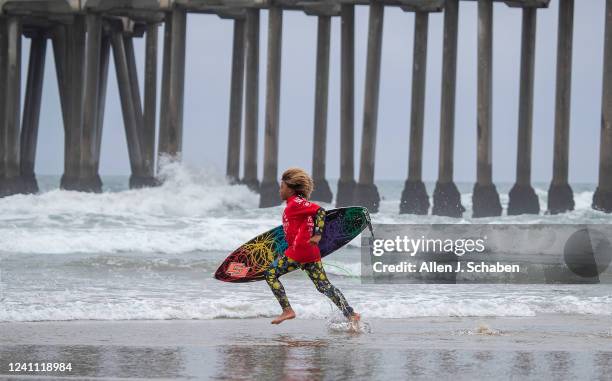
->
(313, 207), (326, 236)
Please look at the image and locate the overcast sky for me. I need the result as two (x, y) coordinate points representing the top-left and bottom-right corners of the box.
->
(30, 0), (606, 183)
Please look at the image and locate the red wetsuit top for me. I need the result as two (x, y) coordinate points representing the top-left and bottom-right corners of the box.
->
(282, 194), (326, 263)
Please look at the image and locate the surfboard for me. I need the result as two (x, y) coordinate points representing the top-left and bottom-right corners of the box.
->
(214, 206), (372, 283)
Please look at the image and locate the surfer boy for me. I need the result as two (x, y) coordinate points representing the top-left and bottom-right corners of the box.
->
(264, 167), (361, 325)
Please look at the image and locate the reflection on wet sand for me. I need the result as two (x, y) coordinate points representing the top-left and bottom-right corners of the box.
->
(1, 317), (611, 380)
(595, 351), (612, 378)
(210, 336), (612, 380)
(511, 351), (536, 377)
(0, 345), (184, 379)
(2, 341), (611, 380)
(213, 334), (381, 380)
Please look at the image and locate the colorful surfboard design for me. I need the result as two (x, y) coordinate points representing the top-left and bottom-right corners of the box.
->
(214, 207), (372, 283)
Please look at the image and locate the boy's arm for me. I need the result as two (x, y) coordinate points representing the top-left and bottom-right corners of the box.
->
(313, 207), (326, 236)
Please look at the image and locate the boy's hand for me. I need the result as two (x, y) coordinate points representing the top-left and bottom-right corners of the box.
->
(309, 235), (322, 245)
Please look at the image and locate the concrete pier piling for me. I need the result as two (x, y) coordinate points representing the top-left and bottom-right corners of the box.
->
(111, 28), (147, 189)
(125, 34), (157, 188)
(432, 0), (465, 217)
(336, 3), (356, 208)
(508, 6), (540, 215)
(49, 13), (109, 193)
(259, 6), (283, 208)
(593, 0), (612, 213)
(158, 6), (187, 170)
(311, 15), (333, 203)
(142, 24), (159, 187)
(472, 0), (502, 218)
(94, 34), (110, 186)
(20, 32), (46, 195)
(0, 18), (6, 196)
(51, 25), (68, 153)
(242, 8), (260, 192)
(398, 0), (443, 215)
(548, 0), (575, 214)
(400, 11), (431, 215)
(81, 14), (103, 193)
(355, 0), (384, 214)
(158, 11), (172, 171)
(124, 36), (145, 146)
(61, 16), (86, 191)
(2, 16), (22, 196)
(0, 0), (607, 217)
(226, 18), (245, 185)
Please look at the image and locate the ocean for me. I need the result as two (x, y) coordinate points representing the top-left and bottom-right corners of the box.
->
(1, 161), (611, 322)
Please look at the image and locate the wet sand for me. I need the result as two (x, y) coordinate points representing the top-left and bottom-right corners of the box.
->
(1, 314), (611, 380)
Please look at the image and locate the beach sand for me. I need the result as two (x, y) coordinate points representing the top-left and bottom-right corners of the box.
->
(1, 314), (611, 380)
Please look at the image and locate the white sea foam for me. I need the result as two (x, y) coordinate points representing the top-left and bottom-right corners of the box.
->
(2, 163), (257, 218)
(0, 163), (609, 255)
(0, 162), (278, 254)
(2, 290), (611, 322)
(1, 162), (611, 322)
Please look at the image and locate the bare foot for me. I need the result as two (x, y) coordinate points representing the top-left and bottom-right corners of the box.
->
(271, 308), (296, 324)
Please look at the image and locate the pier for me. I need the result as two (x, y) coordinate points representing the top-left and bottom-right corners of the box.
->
(0, 0), (610, 217)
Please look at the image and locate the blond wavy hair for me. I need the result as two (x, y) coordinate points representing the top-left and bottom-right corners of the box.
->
(281, 167), (314, 199)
